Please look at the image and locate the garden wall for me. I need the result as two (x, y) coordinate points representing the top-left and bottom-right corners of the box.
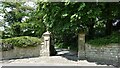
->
(0, 45), (41, 60)
(78, 43), (120, 66)
(0, 31), (52, 60)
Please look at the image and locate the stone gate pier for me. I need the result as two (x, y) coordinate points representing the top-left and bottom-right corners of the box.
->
(78, 32), (120, 67)
(78, 33), (86, 60)
(40, 31), (51, 56)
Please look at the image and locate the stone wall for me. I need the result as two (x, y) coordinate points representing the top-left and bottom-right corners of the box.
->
(0, 45), (41, 60)
(78, 43), (120, 66)
(0, 31), (52, 60)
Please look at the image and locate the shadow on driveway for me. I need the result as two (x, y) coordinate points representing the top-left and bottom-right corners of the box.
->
(56, 48), (78, 61)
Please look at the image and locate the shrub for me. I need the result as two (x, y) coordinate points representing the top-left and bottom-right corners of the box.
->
(2, 36), (41, 48)
(0, 43), (14, 51)
(87, 32), (119, 46)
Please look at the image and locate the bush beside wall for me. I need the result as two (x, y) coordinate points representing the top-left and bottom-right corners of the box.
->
(0, 36), (42, 60)
(0, 36), (41, 51)
(87, 32), (119, 46)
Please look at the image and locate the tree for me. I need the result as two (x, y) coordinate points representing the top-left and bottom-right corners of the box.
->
(98, 3), (120, 35)
(36, 2), (120, 48)
(2, 2), (119, 48)
(2, 2), (45, 38)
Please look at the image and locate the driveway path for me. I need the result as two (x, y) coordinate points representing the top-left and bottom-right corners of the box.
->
(0, 48), (110, 66)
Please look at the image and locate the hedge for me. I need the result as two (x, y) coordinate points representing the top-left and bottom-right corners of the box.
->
(87, 32), (119, 46)
(1, 36), (41, 51)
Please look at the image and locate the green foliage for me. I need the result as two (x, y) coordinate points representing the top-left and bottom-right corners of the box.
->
(1, 2), (120, 49)
(37, 2), (120, 48)
(0, 43), (14, 51)
(2, 2), (46, 39)
(55, 43), (64, 48)
(3, 2), (33, 24)
(2, 22), (45, 38)
(11, 22), (45, 37)
(0, 31), (2, 38)
(87, 32), (119, 46)
(2, 36), (41, 48)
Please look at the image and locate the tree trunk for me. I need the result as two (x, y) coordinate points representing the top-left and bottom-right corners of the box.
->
(104, 3), (113, 35)
(88, 22), (95, 39)
(105, 20), (113, 35)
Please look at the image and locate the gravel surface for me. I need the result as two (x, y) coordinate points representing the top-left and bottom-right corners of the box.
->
(0, 48), (109, 66)
(1, 56), (108, 66)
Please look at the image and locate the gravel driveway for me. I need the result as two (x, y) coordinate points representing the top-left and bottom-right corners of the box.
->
(0, 48), (110, 66)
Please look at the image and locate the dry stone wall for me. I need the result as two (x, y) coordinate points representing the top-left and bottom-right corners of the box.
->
(0, 45), (41, 60)
(0, 31), (51, 60)
(79, 43), (120, 66)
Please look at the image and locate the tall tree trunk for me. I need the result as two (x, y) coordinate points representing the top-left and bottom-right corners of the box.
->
(105, 3), (113, 35)
(105, 20), (113, 35)
(88, 23), (94, 39)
